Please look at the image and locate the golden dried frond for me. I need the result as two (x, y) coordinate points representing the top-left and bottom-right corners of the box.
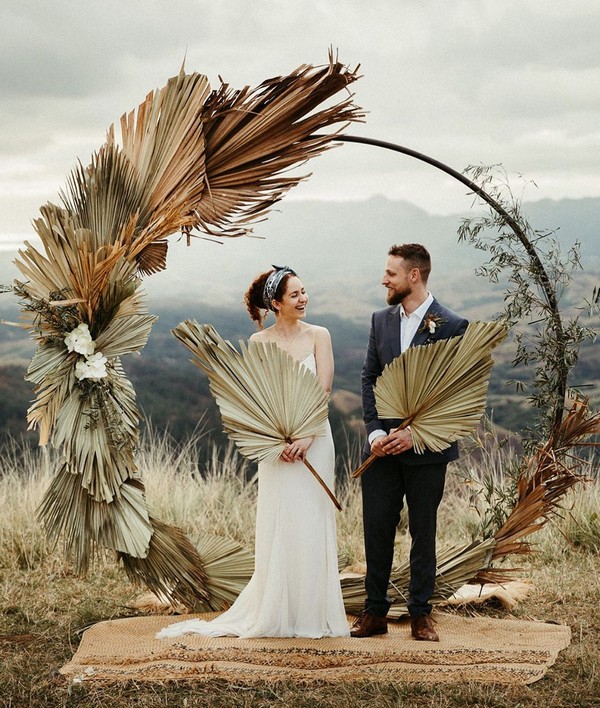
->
(468, 400), (599, 584)
(117, 70), (209, 234)
(186, 535), (255, 612)
(119, 517), (211, 610)
(374, 321), (507, 454)
(173, 321), (329, 463)
(194, 53), (363, 236)
(173, 321), (340, 510)
(134, 241), (168, 276)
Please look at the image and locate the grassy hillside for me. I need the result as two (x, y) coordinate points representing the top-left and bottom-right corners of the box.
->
(1, 298), (597, 453)
(0, 433), (598, 706)
(1, 195), (598, 446)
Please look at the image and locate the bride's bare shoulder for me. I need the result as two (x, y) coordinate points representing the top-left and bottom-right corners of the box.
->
(249, 329), (273, 343)
(310, 324), (331, 341)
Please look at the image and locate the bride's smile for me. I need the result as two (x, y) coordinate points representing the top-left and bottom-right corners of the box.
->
(274, 276), (309, 321)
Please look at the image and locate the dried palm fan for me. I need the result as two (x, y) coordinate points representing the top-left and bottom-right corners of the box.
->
(12, 55), (362, 608)
(173, 321), (341, 510)
(352, 321), (508, 477)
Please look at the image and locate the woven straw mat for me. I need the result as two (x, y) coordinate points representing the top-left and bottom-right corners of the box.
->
(60, 611), (570, 685)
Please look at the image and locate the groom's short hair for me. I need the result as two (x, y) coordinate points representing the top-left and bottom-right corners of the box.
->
(388, 243), (431, 282)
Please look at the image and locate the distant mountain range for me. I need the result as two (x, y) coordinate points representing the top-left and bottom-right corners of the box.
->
(1, 195), (598, 319)
(1, 196), (598, 447)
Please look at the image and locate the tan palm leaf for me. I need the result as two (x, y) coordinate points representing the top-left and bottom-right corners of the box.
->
(58, 55), (362, 274)
(13, 55), (360, 609)
(353, 321), (508, 477)
(342, 538), (496, 617)
(190, 535), (255, 612)
(173, 320), (341, 510)
(195, 51), (363, 237)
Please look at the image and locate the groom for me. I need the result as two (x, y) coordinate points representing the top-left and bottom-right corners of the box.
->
(351, 243), (468, 641)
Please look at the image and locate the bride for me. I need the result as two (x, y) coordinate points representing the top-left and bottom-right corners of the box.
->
(157, 265), (350, 639)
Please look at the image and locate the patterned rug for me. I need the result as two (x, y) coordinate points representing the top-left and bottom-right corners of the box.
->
(60, 611), (571, 685)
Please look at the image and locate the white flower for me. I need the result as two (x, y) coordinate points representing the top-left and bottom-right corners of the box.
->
(66, 323), (108, 381)
(74, 351), (108, 380)
(420, 313), (446, 336)
(64, 323), (95, 356)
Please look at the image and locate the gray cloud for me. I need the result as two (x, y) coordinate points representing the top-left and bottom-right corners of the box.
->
(1, 0), (599, 242)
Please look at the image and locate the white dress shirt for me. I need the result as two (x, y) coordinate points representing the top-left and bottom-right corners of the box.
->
(368, 293), (434, 445)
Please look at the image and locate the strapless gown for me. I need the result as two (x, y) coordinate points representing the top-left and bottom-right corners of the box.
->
(157, 352), (349, 639)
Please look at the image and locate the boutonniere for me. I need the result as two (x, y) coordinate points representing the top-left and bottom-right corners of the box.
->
(419, 312), (446, 335)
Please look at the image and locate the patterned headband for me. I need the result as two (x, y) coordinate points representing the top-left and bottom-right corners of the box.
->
(262, 265), (297, 311)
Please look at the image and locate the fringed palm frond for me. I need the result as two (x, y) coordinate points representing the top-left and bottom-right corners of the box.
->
(491, 403), (598, 552)
(57, 72), (209, 273)
(119, 517), (211, 610)
(17, 208), (133, 325)
(430, 540), (497, 600)
(13, 55), (362, 608)
(468, 400), (600, 585)
(94, 313), (157, 358)
(191, 536), (255, 612)
(117, 71), (210, 238)
(60, 143), (143, 249)
(37, 463), (152, 573)
(133, 240), (168, 276)
(173, 320), (340, 510)
(194, 52), (363, 237)
(51, 364), (139, 501)
(25, 346), (74, 446)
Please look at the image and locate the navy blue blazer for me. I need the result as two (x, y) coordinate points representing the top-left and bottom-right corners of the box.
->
(361, 298), (469, 466)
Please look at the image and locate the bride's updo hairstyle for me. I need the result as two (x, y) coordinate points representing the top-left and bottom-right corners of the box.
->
(244, 265), (297, 329)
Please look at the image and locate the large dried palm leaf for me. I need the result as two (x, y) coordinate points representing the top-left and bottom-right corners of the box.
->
(12, 55), (361, 609)
(195, 52), (363, 236)
(342, 539), (496, 617)
(353, 321), (508, 477)
(190, 535), (255, 612)
(173, 320), (341, 510)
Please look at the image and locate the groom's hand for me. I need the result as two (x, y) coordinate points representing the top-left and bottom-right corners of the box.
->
(370, 434), (388, 457)
(381, 428), (413, 456)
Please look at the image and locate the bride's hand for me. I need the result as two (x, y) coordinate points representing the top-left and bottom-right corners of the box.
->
(280, 437), (314, 463)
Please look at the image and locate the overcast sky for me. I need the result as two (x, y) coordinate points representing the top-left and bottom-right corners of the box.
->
(1, 0), (599, 251)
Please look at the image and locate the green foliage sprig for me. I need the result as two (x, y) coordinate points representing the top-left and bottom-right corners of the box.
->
(11, 283), (80, 343)
(457, 164), (597, 449)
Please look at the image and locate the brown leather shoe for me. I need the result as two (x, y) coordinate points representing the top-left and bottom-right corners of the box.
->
(350, 611), (388, 638)
(411, 614), (439, 641)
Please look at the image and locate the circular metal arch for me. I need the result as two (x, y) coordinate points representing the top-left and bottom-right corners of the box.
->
(330, 134), (567, 435)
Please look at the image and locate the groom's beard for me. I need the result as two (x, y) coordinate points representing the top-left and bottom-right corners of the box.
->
(386, 287), (411, 306)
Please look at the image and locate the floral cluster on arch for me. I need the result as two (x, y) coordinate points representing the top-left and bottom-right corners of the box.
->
(64, 323), (108, 380)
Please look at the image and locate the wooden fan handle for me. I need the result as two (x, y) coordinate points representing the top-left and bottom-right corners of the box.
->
(302, 458), (342, 511)
(351, 452), (377, 478)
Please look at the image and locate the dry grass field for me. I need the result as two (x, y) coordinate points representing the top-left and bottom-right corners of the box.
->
(1, 433), (598, 707)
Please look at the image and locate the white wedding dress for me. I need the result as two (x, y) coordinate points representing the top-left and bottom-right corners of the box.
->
(157, 353), (350, 639)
